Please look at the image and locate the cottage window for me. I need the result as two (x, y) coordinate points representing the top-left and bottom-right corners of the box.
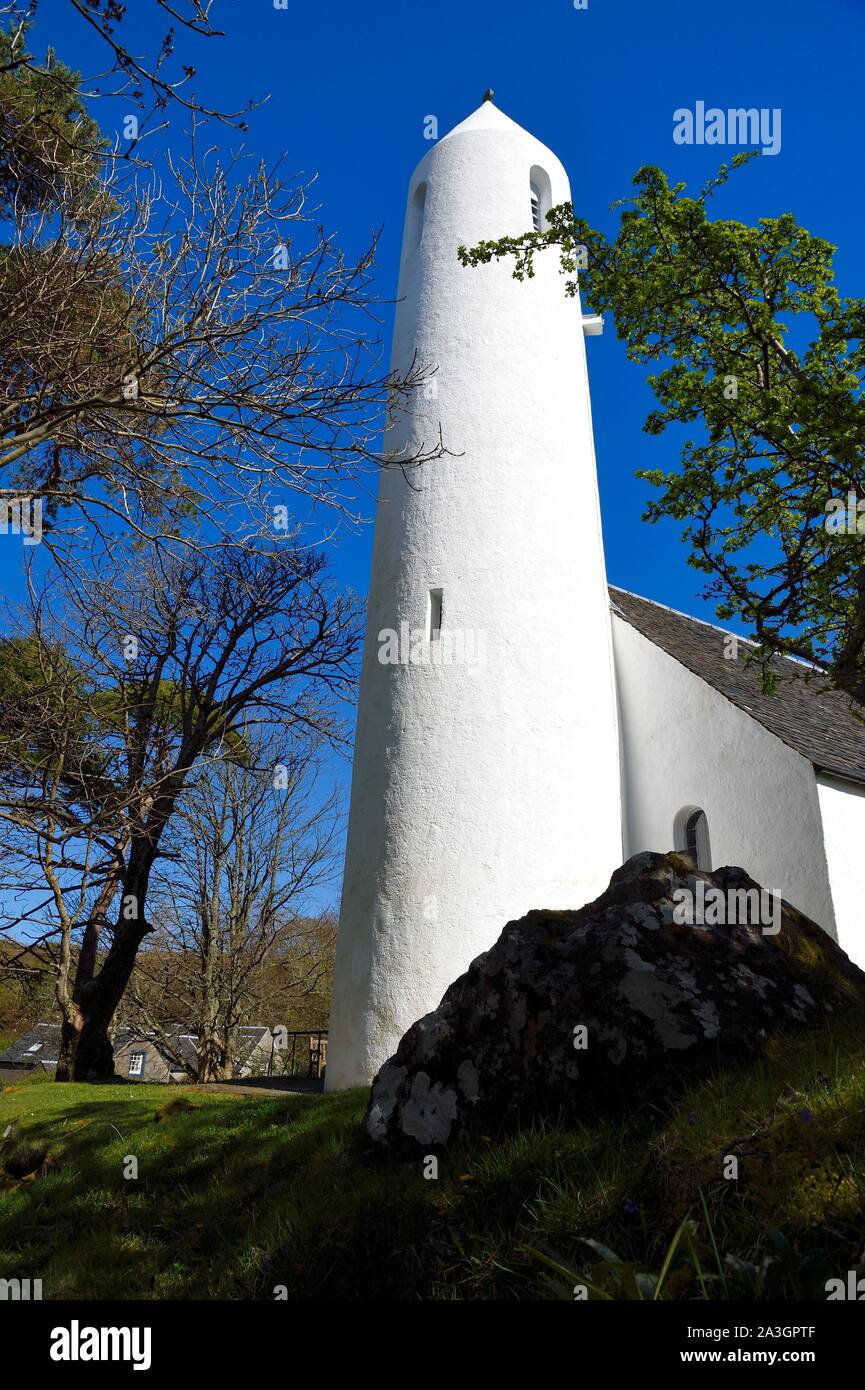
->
(128, 1050), (146, 1077)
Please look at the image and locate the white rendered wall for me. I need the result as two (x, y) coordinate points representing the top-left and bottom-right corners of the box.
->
(816, 775), (865, 969)
(612, 613), (837, 937)
(327, 104), (623, 1089)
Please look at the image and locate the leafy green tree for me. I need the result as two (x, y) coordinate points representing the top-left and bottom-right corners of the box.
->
(0, 22), (105, 217)
(459, 157), (865, 707)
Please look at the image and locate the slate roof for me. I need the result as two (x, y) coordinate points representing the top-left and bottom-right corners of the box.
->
(0, 1023), (274, 1073)
(610, 587), (865, 787)
(0, 1022), (62, 1068)
(114, 1025), (272, 1072)
(235, 1026), (273, 1069)
(113, 1029), (197, 1071)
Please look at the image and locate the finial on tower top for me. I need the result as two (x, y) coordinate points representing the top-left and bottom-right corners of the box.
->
(483, 88), (494, 102)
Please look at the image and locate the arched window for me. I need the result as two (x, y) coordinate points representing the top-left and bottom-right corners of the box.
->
(406, 181), (426, 255)
(675, 806), (712, 871)
(529, 165), (552, 232)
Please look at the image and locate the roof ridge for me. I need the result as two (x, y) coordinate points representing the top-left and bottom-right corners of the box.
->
(608, 585), (818, 673)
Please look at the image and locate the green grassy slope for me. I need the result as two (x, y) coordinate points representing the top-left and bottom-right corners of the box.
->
(1, 1009), (864, 1300)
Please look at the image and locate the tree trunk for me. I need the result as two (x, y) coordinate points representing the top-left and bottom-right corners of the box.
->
(69, 1004), (119, 1080)
(219, 1020), (239, 1081)
(65, 911), (151, 1081)
(54, 1010), (84, 1082)
(197, 882), (223, 1083)
(56, 1005), (118, 1082)
(196, 1030), (225, 1084)
(54, 893), (118, 1081)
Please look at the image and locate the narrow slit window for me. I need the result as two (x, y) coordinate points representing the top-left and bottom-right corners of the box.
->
(530, 182), (541, 231)
(428, 588), (443, 641)
(408, 181), (427, 254)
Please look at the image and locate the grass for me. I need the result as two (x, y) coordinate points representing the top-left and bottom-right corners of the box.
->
(1, 1009), (865, 1300)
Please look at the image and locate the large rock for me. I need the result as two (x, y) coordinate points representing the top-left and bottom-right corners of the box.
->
(364, 852), (865, 1152)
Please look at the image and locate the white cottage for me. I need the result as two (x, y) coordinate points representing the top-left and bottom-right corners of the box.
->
(326, 99), (865, 1090)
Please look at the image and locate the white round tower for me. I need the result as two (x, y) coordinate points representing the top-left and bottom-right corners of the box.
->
(327, 99), (622, 1090)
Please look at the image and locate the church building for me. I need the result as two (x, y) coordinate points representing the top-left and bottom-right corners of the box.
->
(326, 99), (865, 1090)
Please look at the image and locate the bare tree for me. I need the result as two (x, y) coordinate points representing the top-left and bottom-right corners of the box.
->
(0, 535), (360, 1079)
(1, 132), (443, 546)
(121, 907), (337, 1080)
(0, 6), (433, 1083)
(0, 9), (444, 554)
(129, 730), (340, 1081)
(1, 1), (254, 134)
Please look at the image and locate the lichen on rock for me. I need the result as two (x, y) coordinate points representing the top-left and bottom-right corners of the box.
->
(363, 851), (865, 1153)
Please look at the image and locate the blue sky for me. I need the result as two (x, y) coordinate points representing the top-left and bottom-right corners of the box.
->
(0, 0), (859, 922)
(29, 0), (865, 627)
